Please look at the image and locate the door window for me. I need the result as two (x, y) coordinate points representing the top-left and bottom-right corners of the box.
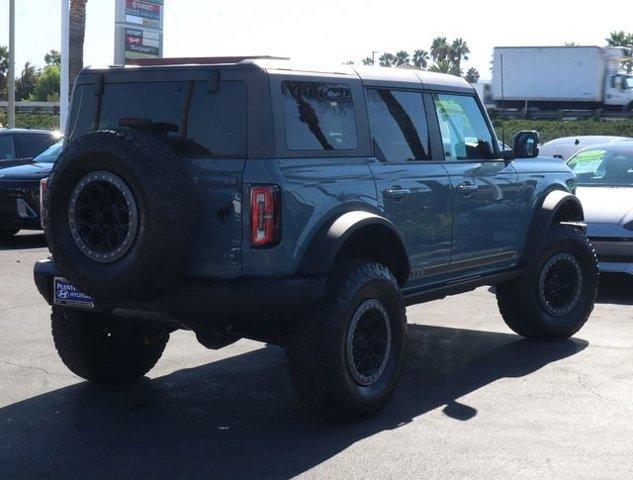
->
(433, 94), (495, 161)
(281, 81), (358, 151)
(0, 136), (14, 160)
(366, 88), (430, 162)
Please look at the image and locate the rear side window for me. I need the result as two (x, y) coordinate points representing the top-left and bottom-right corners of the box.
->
(433, 94), (495, 161)
(95, 80), (247, 157)
(0, 136), (14, 160)
(282, 81), (357, 151)
(16, 134), (56, 158)
(366, 88), (430, 162)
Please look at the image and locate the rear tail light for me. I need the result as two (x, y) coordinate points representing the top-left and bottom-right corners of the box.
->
(39, 177), (48, 230)
(250, 185), (280, 247)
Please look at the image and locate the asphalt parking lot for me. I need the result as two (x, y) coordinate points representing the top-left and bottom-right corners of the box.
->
(0, 232), (632, 479)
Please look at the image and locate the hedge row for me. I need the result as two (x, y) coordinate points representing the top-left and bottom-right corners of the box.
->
(3, 113), (633, 145)
(0, 112), (61, 131)
(492, 119), (633, 144)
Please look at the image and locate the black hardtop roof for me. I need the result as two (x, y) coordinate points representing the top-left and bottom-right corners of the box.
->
(80, 56), (473, 92)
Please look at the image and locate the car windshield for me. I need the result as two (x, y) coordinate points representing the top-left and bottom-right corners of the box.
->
(567, 146), (633, 186)
(33, 141), (63, 163)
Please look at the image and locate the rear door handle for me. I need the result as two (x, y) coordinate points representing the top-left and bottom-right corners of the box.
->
(456, 181), (478, 195)
(384, 188), (412, 199)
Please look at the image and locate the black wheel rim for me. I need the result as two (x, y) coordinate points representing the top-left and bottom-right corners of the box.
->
(68, 171), (138, 263)
(346, 299), (392, 386)
(538, 252), (583, 317)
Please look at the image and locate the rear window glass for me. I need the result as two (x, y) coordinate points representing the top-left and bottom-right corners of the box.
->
(281, 81), (357, 151)
(17, 134), (56, 158)
(72, 80), (248, 157)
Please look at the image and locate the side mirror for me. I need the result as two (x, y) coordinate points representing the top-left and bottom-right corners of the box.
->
(514, 130), (540, 158)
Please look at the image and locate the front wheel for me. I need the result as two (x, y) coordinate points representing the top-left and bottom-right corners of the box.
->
(497, 226), (598, 339)
(287, 260), (407, 420)
(52, 307), (170, 382)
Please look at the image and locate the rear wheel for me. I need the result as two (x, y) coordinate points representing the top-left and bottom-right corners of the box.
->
(51, 307), (169, 382)
(497, 225), (598, 339)
(287, 260), (406, 420)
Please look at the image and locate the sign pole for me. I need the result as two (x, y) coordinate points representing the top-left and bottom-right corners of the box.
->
(60, 0), (70, 133)
(8, 0), (16, 128)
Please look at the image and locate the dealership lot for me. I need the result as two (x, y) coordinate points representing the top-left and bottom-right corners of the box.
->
(0, 233), (632, 479)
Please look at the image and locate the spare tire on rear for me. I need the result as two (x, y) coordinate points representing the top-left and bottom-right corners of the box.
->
(45, 130), (196, 301)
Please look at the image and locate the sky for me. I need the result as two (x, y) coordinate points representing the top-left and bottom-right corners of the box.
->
(0, 0), (632, 81)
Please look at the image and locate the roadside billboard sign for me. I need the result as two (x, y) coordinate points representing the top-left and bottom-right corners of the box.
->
(115, 0), (164, 64)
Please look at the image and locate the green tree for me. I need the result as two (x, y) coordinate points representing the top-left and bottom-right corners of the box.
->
(0, 46), (9, 101)
(31, 64), (60, 101)
(362, 57), (374, 66)
(412, 49), (429, 69)
(430, 37), (449, 62)
(394, 50), (410, 66)
(379, 53), (397, 67)
(45, 49), (61, 66)
(429, 58), (455, 74)
(606, 31), (633, 73)
(465, 67), (480, 84)
(16, 62), (39, 100)
(450, 38), (470, 75)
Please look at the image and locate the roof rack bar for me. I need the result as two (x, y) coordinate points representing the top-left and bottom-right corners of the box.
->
(128, 56), (290, 66)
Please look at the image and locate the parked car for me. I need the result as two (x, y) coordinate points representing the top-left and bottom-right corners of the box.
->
(0, 140), (63, 239)
(34, 58), (598, 420)
(540, 135), (630, 161)
(0, 129), (61, 166)
(567, 141), (633, 274)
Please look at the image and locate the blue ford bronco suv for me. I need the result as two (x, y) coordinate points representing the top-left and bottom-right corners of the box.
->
(34, 57), (598, 420)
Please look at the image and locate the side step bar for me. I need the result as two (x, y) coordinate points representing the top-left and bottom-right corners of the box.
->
(403, 269), (522, 306)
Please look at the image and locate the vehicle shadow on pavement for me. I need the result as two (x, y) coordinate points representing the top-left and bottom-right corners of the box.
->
(0, 233), (47, 251)
(596, 273), (633, 306)
(0, 325), (587, 479)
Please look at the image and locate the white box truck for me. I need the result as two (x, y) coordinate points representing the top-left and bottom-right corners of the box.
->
(492, 46), (633, 111)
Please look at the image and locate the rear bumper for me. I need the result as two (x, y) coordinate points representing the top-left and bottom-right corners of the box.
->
(34, 259), (326, 321)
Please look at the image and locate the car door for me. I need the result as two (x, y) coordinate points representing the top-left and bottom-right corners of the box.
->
(431, 92), (520, 273)
(366, 87), (452, 285)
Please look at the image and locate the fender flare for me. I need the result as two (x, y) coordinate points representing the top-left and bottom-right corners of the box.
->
(522, 189), (585, 264)
(297, 211), (411, 284)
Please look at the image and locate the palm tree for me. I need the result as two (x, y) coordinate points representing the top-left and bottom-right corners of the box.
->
(606, 31), (633, 73)
(395, 50), (410, 66)
(379, 53), (397, 67)
(450, 38), (470, 76)
(429, 58), (455, 75)
(465, 67), (480, 84)
(430, 37), (449, 62)
(69, 0), (88, 95)
(412, 49), (429, 69)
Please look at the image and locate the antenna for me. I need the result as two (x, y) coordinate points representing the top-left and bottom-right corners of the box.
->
(500, 52), (506, 148)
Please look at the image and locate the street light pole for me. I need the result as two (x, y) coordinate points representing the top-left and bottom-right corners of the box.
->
(60, 0), (70, 133)
(8, 0), (16, 128)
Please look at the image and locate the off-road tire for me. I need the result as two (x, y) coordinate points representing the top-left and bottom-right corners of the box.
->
(496, 225), (598, 339)
(0, 229), (18, 241)
(287, 260), (406, 420)
(45, 129), (196, 301)
(51, 307), (169, 383)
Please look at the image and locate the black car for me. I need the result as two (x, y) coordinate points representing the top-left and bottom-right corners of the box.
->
(0, 140), (62, 239)
(0, 128), (60, 167)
